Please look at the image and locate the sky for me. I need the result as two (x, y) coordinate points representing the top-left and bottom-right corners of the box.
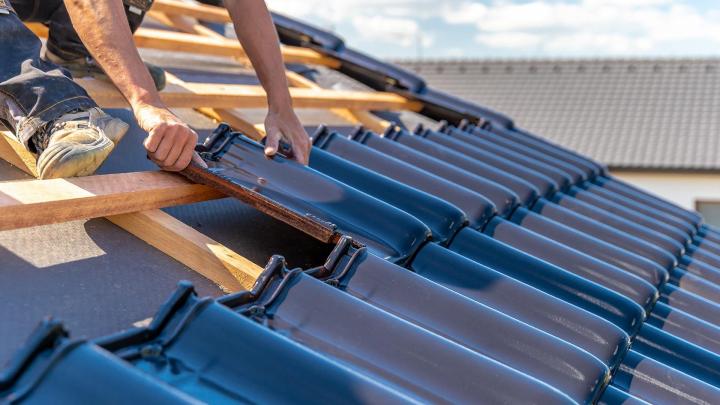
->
(265, 0), (720, 59)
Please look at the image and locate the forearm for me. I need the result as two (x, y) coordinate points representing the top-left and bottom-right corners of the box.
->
(225, 0), (292, 111)
(63, 0), (163, 111)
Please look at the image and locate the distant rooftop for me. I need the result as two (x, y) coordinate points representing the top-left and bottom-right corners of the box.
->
(396, 58), (720, 171)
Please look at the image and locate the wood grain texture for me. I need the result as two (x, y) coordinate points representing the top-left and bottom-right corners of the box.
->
(164, 73), (266, 141)
(152, 0), (232, 24)
(158, 20), (268, 137)
(0, 133), (258, 293)
(133, 28), (339, 67)
(0, 132), (37, 177)
(149, 11), (229, 41)
(25, 22), (336, 67)
(0, 171), (225, 231)
(195, 107), (265, 140)
(147, 0), (401, 132)
(76, 78), (422, 111)
(152, 20), (391, 134)
(284, 71), (392, 133)
(107, 209), (263, 292)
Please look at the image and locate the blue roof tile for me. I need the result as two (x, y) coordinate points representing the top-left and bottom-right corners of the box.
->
(5, 12), (720, 405)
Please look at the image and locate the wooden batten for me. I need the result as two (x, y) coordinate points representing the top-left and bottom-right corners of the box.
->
(0, 171), (224, 231)
(11, 1), (422, 295)
(75, 78), (422, 111)
(0, 135), (260, 293)
(152, 18), (392, 134)
(24, 22), (337, 67)
(133, 28), (339, 67)
(107, 210), (263, 292)
(0, 132), (38, 177)
(152, 0), (232, 24)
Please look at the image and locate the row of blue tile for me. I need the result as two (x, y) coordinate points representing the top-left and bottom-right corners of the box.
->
(194, 121), (720, 403)
(5, 120), (720, 404)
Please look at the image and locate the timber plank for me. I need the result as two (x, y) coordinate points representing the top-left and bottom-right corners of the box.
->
(24, 22), (337, 67)
(107, 209), (263, 292)
(152, 0), (231, 24)
(0, 132), (258, 293)
(76, 78), (422, 111)
(134, 28), (338, 67)
(164, 73), (266, 141)
(153, 19), (391, 133)
(0, 171), (224, 231)
(195, 107), (265, 140)
(0, 133), (37, 177)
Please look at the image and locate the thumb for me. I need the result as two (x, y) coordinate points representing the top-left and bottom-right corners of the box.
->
(143, 128), (162, 153)
(264, 129), (281, 158)
(191, 152), (208, 168)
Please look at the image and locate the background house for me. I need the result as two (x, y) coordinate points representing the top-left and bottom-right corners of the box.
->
(397, 58), (720, 226)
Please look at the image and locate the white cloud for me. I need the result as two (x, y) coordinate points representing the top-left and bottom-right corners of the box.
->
(455, 0), (720, 55)
(442, 2), (488, 24)
(350, 15), (432, 47)
(266, 0), (720, 57)
(267, 0), (437, 49)
(476, 32), (543, 49)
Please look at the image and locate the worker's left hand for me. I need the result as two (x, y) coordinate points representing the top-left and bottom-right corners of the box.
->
(264, 106), (310, 165)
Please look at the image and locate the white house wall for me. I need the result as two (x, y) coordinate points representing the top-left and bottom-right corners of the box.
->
(612, 170), (720, 210)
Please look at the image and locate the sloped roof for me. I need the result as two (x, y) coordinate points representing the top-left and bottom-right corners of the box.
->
(4, 4), (720, 404)
(396, 58), (720, 171)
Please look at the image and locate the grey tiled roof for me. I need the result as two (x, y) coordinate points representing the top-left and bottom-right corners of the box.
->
(396, 58), (720, 170)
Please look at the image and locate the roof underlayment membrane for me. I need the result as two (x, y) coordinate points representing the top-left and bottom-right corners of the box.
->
(4, 7), (720, 405)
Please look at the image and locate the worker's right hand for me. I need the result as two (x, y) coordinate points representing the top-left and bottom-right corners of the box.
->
(134, 104), (206, 171)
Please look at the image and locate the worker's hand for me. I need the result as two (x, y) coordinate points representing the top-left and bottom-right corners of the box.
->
(134, 104), (207, 171)
(264, 105), (310, 165)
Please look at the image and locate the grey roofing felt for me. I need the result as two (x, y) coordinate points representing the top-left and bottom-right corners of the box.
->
(0, 107), (331, 365)
(396, 58), (720, 171)
(0, 115), (223, 365)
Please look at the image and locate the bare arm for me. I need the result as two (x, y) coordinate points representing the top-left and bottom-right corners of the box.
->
(63, 0), (202, 171)
(225, 0), (310, 164)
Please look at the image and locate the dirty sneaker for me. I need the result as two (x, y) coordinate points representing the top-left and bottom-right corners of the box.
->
(33, 108), (129, 179)
(43, 49), (167, 91)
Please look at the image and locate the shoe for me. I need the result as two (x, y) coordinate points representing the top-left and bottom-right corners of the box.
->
(43, 49), (167, 91)
(34, 108), (129, 179)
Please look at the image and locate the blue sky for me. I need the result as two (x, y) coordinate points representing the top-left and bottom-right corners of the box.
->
(266, 0), (720, 59)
